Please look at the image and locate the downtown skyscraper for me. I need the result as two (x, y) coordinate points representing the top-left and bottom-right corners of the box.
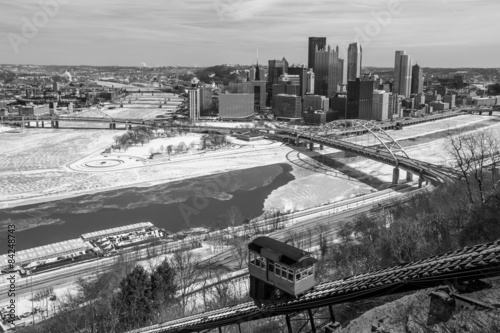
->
(313, 45), (344, 97)
(347, 42), (362, 81)
(411, 63), (424, 95)
(394, 50), (412, 97)
(308, 37), (327, 70)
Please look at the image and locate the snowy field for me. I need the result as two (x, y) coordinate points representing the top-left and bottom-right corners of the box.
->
(1, 115), (498, 213)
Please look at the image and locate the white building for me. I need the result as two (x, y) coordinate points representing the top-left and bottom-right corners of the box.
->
(372, 90), (390, 121)
(188, 88), (200, 121)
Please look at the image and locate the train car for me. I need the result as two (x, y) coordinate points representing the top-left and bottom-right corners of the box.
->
(248, 236), (318, 307)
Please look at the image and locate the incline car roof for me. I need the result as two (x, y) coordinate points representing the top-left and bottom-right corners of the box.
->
(248, 236), (317, 268)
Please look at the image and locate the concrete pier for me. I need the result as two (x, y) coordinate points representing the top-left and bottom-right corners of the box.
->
(406, 171), (413, 182)
(309, 142), (314, 151)
(418, 176), (424, 188)
(320, 144), (324, 150)
(392, 167), (400, 185)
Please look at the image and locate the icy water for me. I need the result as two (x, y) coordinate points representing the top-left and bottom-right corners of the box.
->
(0, 164), (294, 253)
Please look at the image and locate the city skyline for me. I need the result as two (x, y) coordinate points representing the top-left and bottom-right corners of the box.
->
(1, 0), (499, 68)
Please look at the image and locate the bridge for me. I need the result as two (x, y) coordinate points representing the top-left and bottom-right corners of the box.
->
(129, 239), (500, 333)
(1, 112), (461, 185)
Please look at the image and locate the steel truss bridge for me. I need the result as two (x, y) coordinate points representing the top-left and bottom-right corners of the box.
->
(129, 240), (500, 333)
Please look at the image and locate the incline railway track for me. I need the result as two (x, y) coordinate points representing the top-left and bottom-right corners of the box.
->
(130, 240), (500, 333)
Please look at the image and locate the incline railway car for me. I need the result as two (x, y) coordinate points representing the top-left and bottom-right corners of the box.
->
(248, 236), (318, 307)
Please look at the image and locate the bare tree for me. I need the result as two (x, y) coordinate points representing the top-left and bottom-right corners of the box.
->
(447, 128), (500, 203)
(171, 251), (200, 315)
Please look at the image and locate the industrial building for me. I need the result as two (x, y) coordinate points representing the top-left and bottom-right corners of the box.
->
(81, 222), (155, 242)
(0, 239), (92, 271)
(219, 93), (255, 119)
(273, 94), (302, 120)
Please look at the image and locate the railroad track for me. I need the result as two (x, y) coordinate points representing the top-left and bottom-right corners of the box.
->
(130, 239), (500, 333)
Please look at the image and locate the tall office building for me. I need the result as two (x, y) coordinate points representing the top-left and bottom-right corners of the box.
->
(268, 58), (289, 85)
(411, 64), (424, 95)
(346, 78), (374, 119)
(188, 88), (200, 120)
(313, 45), (343, 97)
(308, 37), (327, 70)
(288, 66), (308, 97)
(394, 51), (412, 97)
(306, 70), (315, 94)
(199, 87), (213, 116)
(372, 90), (390, 121)
(347, 43), (362, 81)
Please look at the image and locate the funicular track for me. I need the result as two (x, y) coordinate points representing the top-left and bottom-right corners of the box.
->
(130, 240), (500, 333)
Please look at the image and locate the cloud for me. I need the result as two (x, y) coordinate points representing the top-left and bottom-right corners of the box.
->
(0, 0), (498, 67)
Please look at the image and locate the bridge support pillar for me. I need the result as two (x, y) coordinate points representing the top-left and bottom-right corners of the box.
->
(418, 176), (424, 189)
(295, 137), (300, 146)
(320, 144), (324, 150)
(406, 171), (413, 182)
(479, 111), (483, 115)
(50, 121), (54, 128)
(55, 121), (59, 128)
(36, 121), (39, 128)
(392, 167), (400, 185)
(309, 142), (314, 151)
(489, 111), (493, 116)
(113, 123), (116, 129)
(41, 121), (44, 128)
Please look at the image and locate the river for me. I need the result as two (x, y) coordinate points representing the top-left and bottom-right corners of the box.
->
(0, 163), (294, 253)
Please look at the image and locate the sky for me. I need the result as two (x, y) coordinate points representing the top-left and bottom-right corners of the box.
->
(0, 0), (499, 68)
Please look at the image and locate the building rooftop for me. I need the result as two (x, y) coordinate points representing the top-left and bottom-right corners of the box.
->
(81, 222), (155, 240)
(0, 238), (92, 268)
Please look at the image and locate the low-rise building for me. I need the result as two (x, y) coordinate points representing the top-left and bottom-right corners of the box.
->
(273, 94), (302, 120)
(303, 111), (327, 125)
(443, 94), (456, 108)
(218, 93), (254, 119)
(429, 101), (450, 111)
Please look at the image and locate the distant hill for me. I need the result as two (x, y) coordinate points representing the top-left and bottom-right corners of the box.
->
(0, 70), (16, 84)
(195, 65), (243, 85)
